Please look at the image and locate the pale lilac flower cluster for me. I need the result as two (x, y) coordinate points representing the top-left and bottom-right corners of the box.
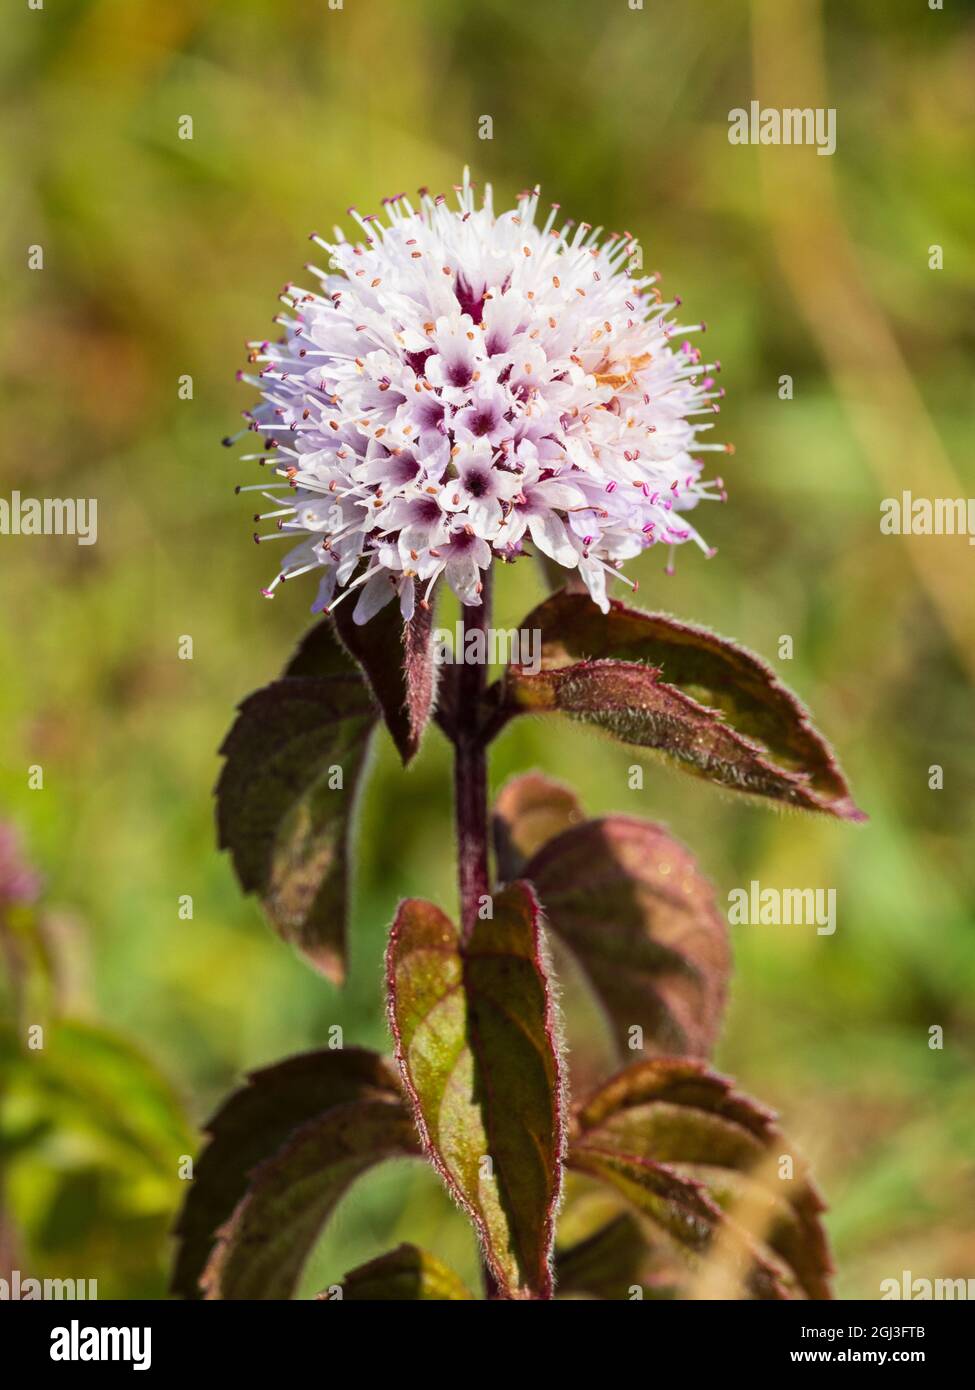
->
(233, 171), (727, 623)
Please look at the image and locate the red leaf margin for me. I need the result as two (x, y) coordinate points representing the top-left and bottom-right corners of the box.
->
(385, 883), (567, 1300)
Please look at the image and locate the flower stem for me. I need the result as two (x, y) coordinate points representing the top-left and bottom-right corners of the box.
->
(450, 574), (504, 1301)
(453, 573), (492, 947)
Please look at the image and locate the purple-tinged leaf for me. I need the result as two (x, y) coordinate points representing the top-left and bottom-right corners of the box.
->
(320, 1243), (474, 1301)
(172, 1048), (408, 1298)
(201, 1098), (419, 1300)
(506, 659), (863, 820)
(520, 815), (729, 1060)
(332, 579), (438, 764)
(492, 771), (584, 881)
(503, 590), (864, 821)
(216, 635), (376, 980)
(569, 1058), (833, 1300)
(568, 1146), (793, 1298)
(386, 885), (565, 1299)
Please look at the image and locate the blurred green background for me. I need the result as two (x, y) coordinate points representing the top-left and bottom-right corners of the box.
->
(1, 0), (973, 1299)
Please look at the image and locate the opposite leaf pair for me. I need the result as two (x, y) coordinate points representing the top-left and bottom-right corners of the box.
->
(216, 587), (863, 985)
(173, 1043), (830, 1300)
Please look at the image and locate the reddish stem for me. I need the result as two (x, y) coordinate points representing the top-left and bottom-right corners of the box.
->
(450, 575), (504, 1299)
(453, 574), (492, 946)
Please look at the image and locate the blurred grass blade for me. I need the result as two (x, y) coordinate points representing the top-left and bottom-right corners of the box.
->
(555, 1213), (677, 1301)
(569, 1058), (833, 1300)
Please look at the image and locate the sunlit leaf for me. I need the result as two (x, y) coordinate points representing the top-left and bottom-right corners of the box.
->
(172, 1048), (412, 1298)
(216, 621), (376, 981)
(321, 1243), (474, 1301)
(502, 590), (864, 821)
(386, 885), (564, 1299)
(569, 1058), (832, 1299)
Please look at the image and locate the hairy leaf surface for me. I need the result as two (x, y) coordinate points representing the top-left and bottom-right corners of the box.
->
(503, 591), (864, 820)
(332, 579), (437, 764)
(492, 771), (584, 880)
(386, 885), (564, 1299)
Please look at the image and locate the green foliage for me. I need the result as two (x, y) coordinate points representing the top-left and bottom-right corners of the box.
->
(569, 1059), (832, 1300)
(0, 1021), (194, 1299)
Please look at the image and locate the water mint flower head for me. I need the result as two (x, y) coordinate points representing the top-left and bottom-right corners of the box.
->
(232, 170), (728, 623)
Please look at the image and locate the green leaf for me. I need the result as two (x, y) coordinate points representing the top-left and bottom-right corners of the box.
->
(172, 1048), (412, 1298)
(320, 1243), (474, 1301)
(216, 621), (377, 981)
(386, 885), (564, 1299)
(502, 590), (864, 821)
(514, 807), (730, 1059)
(332, 579), (438, 764)
(569, 1058), (833, 1299)
(492, 771), (584, 881)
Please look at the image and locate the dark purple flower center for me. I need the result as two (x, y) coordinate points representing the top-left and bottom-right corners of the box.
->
(414, 496), (442, 524)
(388, 451), (420, 485)
(448, 360), (473, 388)
(469, 409), (496, 437)
(463, 468), (490, 499)
(454, 274), (486, 322)
(406, 348), (433, 376)
(416, 395), (445, 430)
